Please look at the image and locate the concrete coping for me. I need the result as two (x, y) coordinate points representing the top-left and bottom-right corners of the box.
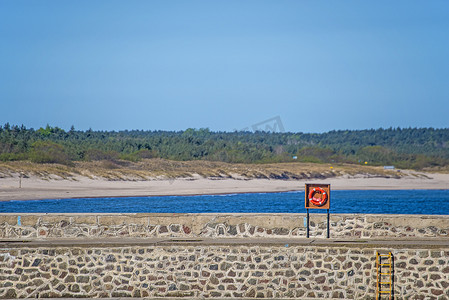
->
(1, 237), (448, 249)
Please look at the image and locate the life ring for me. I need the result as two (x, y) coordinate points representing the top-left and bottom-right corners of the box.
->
(308, 187), (328, 206)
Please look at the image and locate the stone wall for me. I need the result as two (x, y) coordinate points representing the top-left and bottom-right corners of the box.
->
(1, 243), (448, 299)
(1, 213), (448, 239)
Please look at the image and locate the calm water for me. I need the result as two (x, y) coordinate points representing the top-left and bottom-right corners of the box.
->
(1, 190), (448, 215)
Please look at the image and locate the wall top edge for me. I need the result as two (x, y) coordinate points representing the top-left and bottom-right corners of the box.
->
(0, 213), (448, 219)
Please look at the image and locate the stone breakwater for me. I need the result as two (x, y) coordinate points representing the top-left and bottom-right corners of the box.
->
(0, 242), (448, 299)
(1, 213), (448, 239)
(0, 213), (448, 299)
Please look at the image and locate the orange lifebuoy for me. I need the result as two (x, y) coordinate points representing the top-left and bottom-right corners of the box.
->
(308, 187), (328, 206)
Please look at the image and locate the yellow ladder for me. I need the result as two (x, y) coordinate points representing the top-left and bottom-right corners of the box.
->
(376, 252), (393, 299)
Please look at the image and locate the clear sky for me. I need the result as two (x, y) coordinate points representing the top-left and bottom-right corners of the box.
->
(1, 1), (448, 133)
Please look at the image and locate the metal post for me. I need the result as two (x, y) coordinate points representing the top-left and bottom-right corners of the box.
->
(306, 209), (310, 238)
(327, 208), (330, 238)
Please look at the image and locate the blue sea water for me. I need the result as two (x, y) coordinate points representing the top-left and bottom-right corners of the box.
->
(1, 190), (448, 215)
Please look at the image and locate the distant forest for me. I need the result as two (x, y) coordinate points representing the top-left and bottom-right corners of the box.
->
(1, 123), (448, 170)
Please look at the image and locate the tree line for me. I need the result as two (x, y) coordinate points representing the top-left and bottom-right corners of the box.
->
(0, 123), (448, 169)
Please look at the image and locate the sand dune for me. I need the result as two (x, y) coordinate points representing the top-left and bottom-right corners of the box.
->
(0, 171), (448, 201)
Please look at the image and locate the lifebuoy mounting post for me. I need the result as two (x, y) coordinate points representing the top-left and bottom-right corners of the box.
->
(305, 183), (331, 238)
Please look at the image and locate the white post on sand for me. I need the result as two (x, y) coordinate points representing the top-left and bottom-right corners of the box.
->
(19, 172), (23, 188)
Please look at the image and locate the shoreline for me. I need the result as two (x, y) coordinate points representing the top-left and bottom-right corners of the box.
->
(3, 184), (449, 202)
(1, 172), (448, 201)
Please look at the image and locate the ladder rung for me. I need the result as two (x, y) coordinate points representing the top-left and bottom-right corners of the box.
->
(378, 254), (391, 257)
(379, 264), (391, 266)
(379, 291), (391, 293)
(379, 282), (391, 284)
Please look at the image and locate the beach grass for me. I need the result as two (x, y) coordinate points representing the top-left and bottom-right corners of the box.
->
(0, 159), (407, 181)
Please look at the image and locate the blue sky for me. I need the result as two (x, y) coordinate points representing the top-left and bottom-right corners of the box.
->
(1, 1), (448, 133)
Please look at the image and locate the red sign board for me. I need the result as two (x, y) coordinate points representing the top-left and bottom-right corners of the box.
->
(305, 183), (330, 209)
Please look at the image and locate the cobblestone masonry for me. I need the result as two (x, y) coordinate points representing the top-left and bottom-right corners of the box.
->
(0, 244), (448, 299)
(1, 214), (448, 299)
(1, 213), (448, 239)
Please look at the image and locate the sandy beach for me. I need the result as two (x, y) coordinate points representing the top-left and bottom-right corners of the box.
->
(1, 171), (448, 201)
